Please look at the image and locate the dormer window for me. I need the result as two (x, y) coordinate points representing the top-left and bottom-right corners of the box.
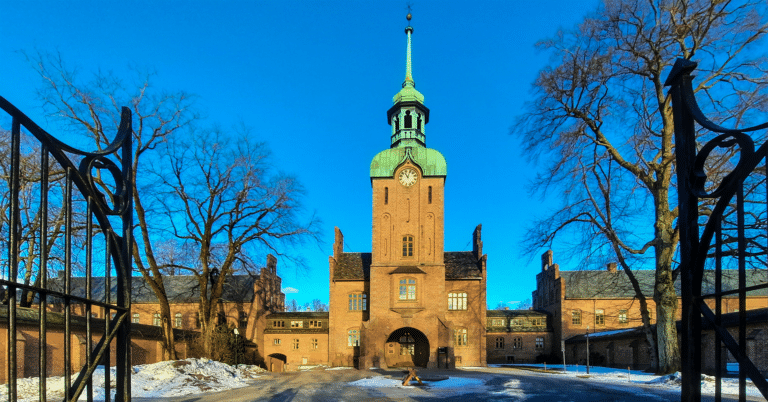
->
(404, 110), (412, 128)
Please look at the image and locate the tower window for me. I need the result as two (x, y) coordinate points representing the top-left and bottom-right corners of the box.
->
(399, 278), (417, 300)
(385, 187), (388, 205)
(417, 114), (422, 131)
(454, 328), (468, 347)
(402, 235), (414, 256)
(395, 116), (399, 131)
(348, 328), (360, 347)
(404, 110), (412, 128)
(428, 186), (432, 204)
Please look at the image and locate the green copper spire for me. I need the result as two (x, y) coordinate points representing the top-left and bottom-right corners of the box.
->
(373, 12), (445, 180)
(393, 13), (424, 105)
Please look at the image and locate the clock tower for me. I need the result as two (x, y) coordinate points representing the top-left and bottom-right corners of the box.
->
(327, 14), (486, 370)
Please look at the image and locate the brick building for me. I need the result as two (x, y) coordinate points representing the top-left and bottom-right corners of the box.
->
(263, 19), (489, 370)
(533, 249), (768, 368)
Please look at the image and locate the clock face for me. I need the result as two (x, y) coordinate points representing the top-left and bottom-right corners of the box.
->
(398, 168), (418, 187)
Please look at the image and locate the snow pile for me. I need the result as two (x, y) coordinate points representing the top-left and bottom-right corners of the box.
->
(350, 375), (486, 395)
(2, 358), (265, 402)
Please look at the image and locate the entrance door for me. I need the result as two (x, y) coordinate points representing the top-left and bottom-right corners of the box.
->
(386, 327), (430, 367)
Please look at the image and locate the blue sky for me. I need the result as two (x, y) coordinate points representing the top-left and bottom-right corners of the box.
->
(1, 1), (600, 308)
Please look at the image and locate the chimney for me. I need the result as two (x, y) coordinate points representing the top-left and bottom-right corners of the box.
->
(472, 224), (483, 257)
(541, 250), (554, 271)
(607, 262), (617, 273)
(333, 227), (344, 258)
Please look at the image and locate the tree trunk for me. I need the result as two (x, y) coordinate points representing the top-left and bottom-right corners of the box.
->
(159, 301), (178, 360)
(653, 201), (681, 374)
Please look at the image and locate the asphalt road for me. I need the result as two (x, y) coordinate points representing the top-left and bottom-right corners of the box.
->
(132, 366), (766, 402)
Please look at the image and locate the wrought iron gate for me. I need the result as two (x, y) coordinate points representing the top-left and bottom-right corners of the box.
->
(667, 59), (768, 401)
(0, 96), (132, 401)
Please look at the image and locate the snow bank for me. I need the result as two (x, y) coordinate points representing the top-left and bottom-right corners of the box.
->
(1, 358), (265, 402)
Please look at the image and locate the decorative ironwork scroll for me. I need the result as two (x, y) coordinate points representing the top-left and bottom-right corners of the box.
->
(0, 95), (133, 402)
(666, 58), (768, 402)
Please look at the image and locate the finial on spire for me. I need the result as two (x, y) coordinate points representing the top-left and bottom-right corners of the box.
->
(403, 7), (415, 88)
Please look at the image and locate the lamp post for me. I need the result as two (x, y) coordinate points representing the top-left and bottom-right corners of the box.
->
(233, 327), (240, 366)
(586, 325), (590, 374)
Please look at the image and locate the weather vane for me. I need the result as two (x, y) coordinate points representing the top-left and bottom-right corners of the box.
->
(406, 2), (413, 26)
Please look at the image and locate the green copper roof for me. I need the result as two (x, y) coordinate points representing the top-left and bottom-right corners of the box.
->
(370, 145), (446, 178)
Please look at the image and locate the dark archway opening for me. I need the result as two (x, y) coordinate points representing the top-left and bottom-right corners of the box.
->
(267, 353), (287, 372)
(386, 327), (429, 367)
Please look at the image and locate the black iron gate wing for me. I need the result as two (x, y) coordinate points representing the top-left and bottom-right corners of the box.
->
(667, 59), (768, 402)
(0, 96), (133, 402)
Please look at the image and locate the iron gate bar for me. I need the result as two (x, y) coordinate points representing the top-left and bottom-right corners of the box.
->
(0, 95), (133, 402)
(666, 58), (768, 402)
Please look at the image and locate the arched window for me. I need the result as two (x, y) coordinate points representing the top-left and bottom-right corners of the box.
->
(399, 278), (416, 300)
(513, 337), (522, 349)
(454, 328), (467, 347)
(417, 113), (422, 131)
(132, 313), (140, 324)
(395, 116), (400, 131)
(428, 186), (432, 204)
(384, 187), (388, 205)
(348, 328), (360, 347)
(448, 292), (467, 310)
(404, 110), (413, 128)
(174, 313), (182, 328)
(402, 235), (414, 257)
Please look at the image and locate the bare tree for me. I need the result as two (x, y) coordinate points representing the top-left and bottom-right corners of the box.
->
(154, 128), (317, 357)
(518, 0), (768, 374)
(28, 51), (198, 360)
(311, 299), (328, 312)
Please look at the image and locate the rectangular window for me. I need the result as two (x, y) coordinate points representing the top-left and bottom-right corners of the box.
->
(428, 186), (432, 204)
(511, 318), (523, 326)
(513, 337), (522, 349)
(448, 292), (467, 310)
(399, 278), (417, 300)
(309, 320), (322, 328)
(311, 338), (318, 349)
(348, 293), (367, 310)
(348, 329), (360, 347)
(174, 313), (183, 328)
(490, 318), (505, 327)
(536, 337), (544, 349)
(454, 328), (467, 347)
(132, 313), (140, 324)
(292, 339), (299, 350)
(240, 312), (248, 328)
(402, 236), (414, 257)
(153, 313), (161, 326)
(495, 337), (504, 349)
(274, 339), (281, 346)
(572, 310), (581, 325)
(595, 309), (605, 325)
(273, 320), (285, 328)
(291, 320), (303, 328)
(531, 318), (543, 326)
(400, 344), (415, 355)
(618, 310), (628, 324)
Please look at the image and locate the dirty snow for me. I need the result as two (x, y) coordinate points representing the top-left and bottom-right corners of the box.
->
(2, 358), (265, 402)
(2, 360), (766, 401)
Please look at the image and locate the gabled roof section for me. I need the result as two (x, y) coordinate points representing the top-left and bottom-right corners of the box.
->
(445, 251), (482, 279)
(389, 266), (427, 275)
(333, 251), (483, 281)
(562, 269), (767, 299)
(334, 252), (372, 280)
(49, 275), (258, 304)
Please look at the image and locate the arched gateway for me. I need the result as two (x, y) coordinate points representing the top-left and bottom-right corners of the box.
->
(385, 327), (430, 367)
